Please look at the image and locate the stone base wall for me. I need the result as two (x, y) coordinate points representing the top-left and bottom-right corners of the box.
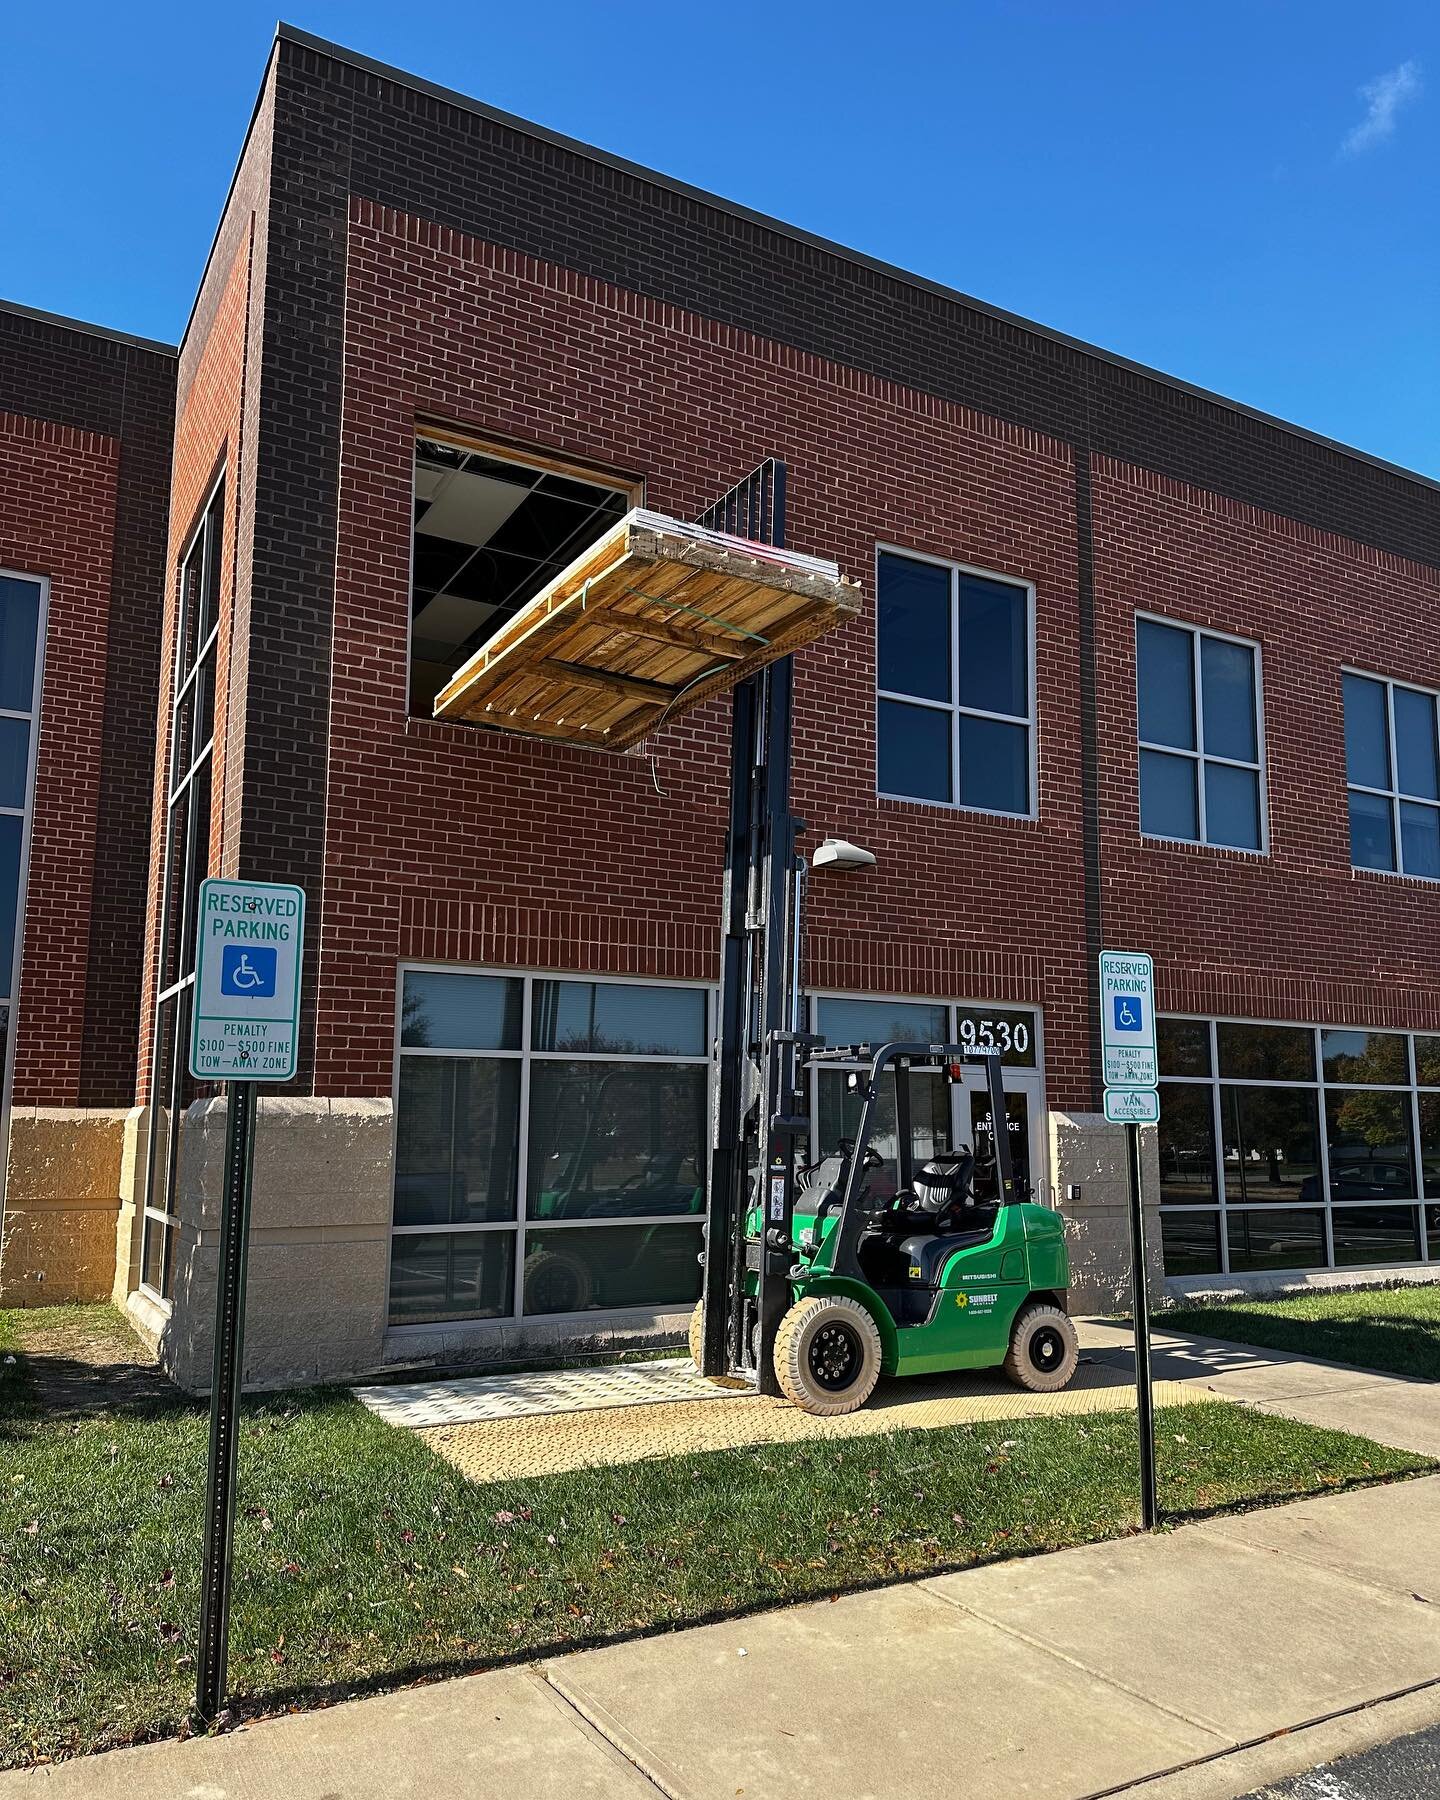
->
(1049, 1110), (1166, 1315)
(0, 1108), (130, 1304)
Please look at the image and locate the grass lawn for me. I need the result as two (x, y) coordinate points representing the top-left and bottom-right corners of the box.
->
(1167, 1285), (1440, 1382)
(1, 1306), (1432, 1769)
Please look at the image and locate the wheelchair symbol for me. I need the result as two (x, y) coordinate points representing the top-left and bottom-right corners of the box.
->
(1113, 994), (1143, 1033)
(220, 944), (277, 998)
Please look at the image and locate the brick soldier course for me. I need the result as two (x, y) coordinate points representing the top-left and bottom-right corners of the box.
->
(1, 25), (1437, 1384)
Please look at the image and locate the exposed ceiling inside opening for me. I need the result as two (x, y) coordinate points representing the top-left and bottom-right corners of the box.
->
(410, 436), (631, 713)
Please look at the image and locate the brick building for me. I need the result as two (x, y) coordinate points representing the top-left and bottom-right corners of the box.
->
(3, 27), (1439, 1387)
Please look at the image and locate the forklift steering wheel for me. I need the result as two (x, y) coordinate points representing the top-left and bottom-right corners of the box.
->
(838, 1137), (885, 1172)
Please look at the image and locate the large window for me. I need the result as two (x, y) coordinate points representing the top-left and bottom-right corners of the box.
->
(1158, 1015), (1433, 1277)
(1344, 671), (1440, 878)
(1137, 617), (1264, 851)
(876, 550), (1034, 816)
(140, 481), (223, 1298)
(390, 971), (707, 1325)
(409, 435), (634, 715)
(0, 571), (46, 1212)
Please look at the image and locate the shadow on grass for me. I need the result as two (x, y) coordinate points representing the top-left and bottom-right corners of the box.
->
(1166, 1305), (1440, 1384)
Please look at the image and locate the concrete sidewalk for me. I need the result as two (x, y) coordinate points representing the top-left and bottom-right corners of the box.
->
(8, 1471), (1439, 1800)
(1081, 1320), (1440, 1458)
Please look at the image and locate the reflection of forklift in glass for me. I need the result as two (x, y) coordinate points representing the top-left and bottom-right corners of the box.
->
(692, 463), (1077, 1417)
(525, 1067), (704, 1314)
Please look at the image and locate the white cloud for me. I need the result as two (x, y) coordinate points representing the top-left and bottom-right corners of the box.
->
(1340, 59), (1423, 156)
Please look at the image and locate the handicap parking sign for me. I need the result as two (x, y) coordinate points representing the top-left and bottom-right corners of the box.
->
(1112, 993), (1144, 1033)
(220, 944), (278, 998)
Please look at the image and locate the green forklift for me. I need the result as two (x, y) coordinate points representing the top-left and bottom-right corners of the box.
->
(692, 1039), (1077, 1414)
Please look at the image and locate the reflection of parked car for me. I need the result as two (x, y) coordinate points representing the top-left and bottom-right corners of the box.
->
(1298, 1160), (1414, 1202)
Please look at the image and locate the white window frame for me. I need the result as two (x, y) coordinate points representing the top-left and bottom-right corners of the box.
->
(1342, 665), (1440, 881)
(1158, 1011), (1437, 1276)
(389, 964), (712, 1329)
(1136, 612), (1268, 854)
(0, 569), (49, 1224)
(875, 545), (1038, 821)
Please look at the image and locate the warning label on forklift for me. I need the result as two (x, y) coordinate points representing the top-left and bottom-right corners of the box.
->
(769, 1174), (786, 1220)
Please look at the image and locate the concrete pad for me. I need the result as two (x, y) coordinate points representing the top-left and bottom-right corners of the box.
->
(1202, 1474), (1440, 1602)
(1252, 1387), (1440, 1460)
(1086, 1328), (1397, 1403)
(0, 1667), (655, 1799)
(922, 1524), (1440, 1742)
(546, 1580), (1226, 1800)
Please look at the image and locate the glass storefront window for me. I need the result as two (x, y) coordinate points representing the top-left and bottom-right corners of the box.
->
(1160, 1211), (1221, 1275)
(1226, 1209), (1326, 1273)
(391, 972), (708, 1325)
(814, 996), (948, 1049)
(1159, 1013), (1436, 1278)
(1217, 1022), (1315, 1083)
(1157, 1083), (1217, 1205)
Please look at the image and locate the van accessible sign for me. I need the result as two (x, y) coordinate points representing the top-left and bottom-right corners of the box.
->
(189, 879), (305, 1082)
(1098, 949), (1157, 1091)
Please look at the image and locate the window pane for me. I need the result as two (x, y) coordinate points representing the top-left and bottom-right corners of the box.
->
(958, 575), (1026, 718)
(1203, 762), (1261, 850)
(1136, 620), (1195, 751)
(1217, 1022), (1315, 1082)
(816, 996), (949, 1047)
(142, 1215), (165, 1292)
(1220, 1085), (1320, 1203)
(1330, 1206), (1420, 1266)
(816, 1068), (950, 1204)
(877, 553), (950, 702)
(953, 1005), (1038, 1068)
(1393, 687), (1439, 799)
(532, 980), (705, 1055)
(1399, 801), (1440, 879)
(0, 717), (29, 810)
(879, 699), (951, 802)
(388, 1231), (514, 1324)
(1159, 1017), (1211, 1076)
(1349, 790), (1396, 871)
(400, 971), (522, 1050)
(1422, 1095), (1440, 1197)
(0, 576), (40, 713)
(1158, 1083), (1217, 1205)
(1227, 1209), (1325, 1272)
(527, 1063), (706, 1221)
(0, 814), (21, 997)
(958, 715), (1028, 814)
(1324, 1090), (1415, 1200)
(394, 1058), (520, 1225)
(1200, 637), (1257, 763)
(1139, 750), (1198, 840)
(1343, 674), (1390, 789)
(1320, 1029), (1408, 1085)
(1417, 1037), (1440, 1087)
(522, 1221), (703, 1316)
(1160, 1211), (1221, 1276)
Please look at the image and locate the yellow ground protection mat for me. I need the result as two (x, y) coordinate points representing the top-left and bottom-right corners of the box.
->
(420, 1361), (1207, 1483)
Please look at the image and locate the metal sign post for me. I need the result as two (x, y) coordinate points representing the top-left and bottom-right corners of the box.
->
(1099, 949), (1160, 1531)
(189, 878), (305, 1724)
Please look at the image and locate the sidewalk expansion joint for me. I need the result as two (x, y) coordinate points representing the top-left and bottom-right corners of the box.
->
(911, 1580), (1235, 1743)
(1076, 1674), (1440, 1800)
(537, 1665), (681, 1798)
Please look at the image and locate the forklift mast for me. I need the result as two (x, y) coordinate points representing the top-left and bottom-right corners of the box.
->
(697, 460), (810, 1391)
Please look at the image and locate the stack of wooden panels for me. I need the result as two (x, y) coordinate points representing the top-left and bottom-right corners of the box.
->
(432, 508), (861, 750)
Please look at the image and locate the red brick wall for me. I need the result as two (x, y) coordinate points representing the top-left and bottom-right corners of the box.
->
(320, 199), (1089, 1103)
(136, 231), (256, 1100)
(0, 411), (119, 1104)
(1094, 454), (1440, 1029)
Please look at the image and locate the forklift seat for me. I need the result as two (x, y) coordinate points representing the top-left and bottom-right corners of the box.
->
(896, 1216), (998, 1286)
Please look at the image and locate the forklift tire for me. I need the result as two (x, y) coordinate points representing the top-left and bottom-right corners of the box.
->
(522, 1246), (594, 1315)
(1002, 1302), (1079, 1393)
(773, 1296), (882, 1416)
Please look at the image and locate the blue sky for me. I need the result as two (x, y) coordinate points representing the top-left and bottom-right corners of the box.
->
(3, 3), (1435, 474)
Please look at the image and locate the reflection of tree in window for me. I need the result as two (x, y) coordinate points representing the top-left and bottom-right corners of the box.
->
(1324, 1090), (1414, 1198)
(1220, 1086), (1319, 1202)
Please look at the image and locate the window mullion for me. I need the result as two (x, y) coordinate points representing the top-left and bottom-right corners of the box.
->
(950, 567), (961, 805)
(1385, 681), (1403, 872)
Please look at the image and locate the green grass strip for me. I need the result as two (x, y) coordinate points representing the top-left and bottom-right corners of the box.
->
(1, 1343), (1428, 1769)
(1167, 1285), (1440, 1382)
